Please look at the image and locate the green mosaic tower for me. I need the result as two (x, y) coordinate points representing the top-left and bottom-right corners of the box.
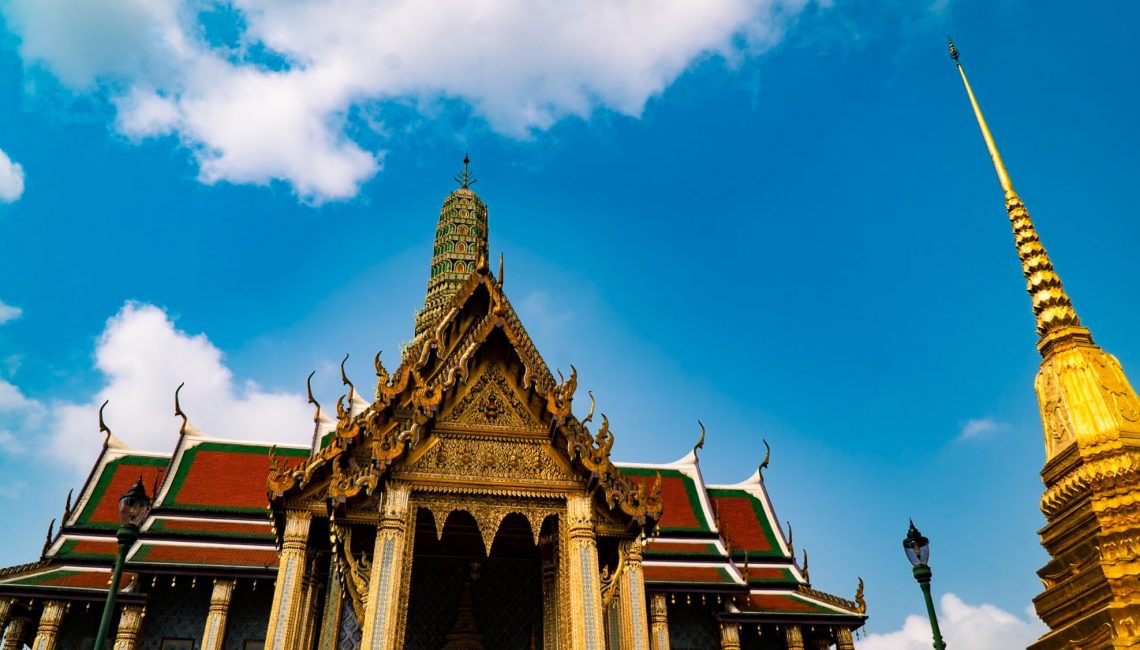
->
(414, 156), (489, 337)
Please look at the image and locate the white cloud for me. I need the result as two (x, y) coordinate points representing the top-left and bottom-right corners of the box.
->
(0, 148), (24, 202)
(38, 302), (312, 471)
(861, 593), (1046, 650)
(0, 378), (46, 455)
(957, 417), (1007, 441)
(3, 0), (812, 202)
(0, 299), (22, 325)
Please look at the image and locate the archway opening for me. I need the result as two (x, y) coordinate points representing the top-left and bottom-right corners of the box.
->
(404, 508), (544, 648)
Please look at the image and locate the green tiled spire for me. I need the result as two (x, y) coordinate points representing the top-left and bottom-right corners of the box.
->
(414, 156), (489, 337)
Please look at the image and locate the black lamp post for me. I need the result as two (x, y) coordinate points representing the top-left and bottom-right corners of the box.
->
(904, 520), (946, 650)
(93, 478), (151, 650)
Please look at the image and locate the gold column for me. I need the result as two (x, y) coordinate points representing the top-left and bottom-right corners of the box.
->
(784, 624), (805, 650)
(719, 622), (741, 650)
(836, 627), (855, 650)
(2, 617), (28, 650)
(112, 605), (146, 650)
(565, 494), (606, 650)
(31, 600), (66, 650)
(649, 594), (669, 650)
(618, 540), (650, 650)
(266, 510), (312, 650)
(541, 539), (559, 650)
(360, 482), (412, 650)
(201, 578), (236, 650)
(0, 598), (12, 633)
(298, 562), (321, 650)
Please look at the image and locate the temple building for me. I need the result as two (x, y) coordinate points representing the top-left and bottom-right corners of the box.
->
(0, 161), (867, 649)
(951, 42), (1140, 649)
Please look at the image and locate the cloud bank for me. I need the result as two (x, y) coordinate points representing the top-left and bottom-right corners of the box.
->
(2, 0), (811, 202)
(861, 593), (1046, 650)
(0, 148), (24, 202)
(1, 302), (311, 472)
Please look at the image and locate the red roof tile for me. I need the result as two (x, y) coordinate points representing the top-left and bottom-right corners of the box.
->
(3, 568), (134, 591)
(74, 455), (169, 528)
(149, 518), (273, 539)
(132, 543), (279, 569)
(163, 442), (306, 513)
(746, 593), (830, 614)
(709, 490), (783, 557)
(53, 538), (119, 562)
(643, 565), (735, 585)
(643, 541), (722, 558)
(620, 468), (710, 532)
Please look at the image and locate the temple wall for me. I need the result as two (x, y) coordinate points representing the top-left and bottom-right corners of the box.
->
(57, 602), (100, 649)
(138, 578), (211, 650)
(222, 583), (273, 650)
(666, 601), (718, 650)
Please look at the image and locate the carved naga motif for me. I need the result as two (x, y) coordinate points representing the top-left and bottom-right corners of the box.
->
(331, 519), (370, 621)
(266, 446), (304, 498)
(327, 456), (379, 503)
(566, 414), (614, 474)
(547, 366), (577, 422)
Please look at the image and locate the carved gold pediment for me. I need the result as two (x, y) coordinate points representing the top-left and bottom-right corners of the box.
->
(437, 365), (542, 432)
(394, 433), (580, 489)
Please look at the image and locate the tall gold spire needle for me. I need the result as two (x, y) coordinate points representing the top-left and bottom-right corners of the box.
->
(949, 38), (1012, 193)
(949, 38), (1084, 347)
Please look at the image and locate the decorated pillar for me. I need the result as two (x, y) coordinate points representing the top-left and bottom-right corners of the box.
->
(2, 616), (29, 650)
(360, 482), (412, 650)
(812, 638), (831, 650)
(784, 624), (805, 650)
(112, 604), (146, 650)
(565, 493), (606, 650)
(31, 600), (66, 650)
(836, 627), (856, 650)
(266, 510), (312, 650)
(0, 598), (12, 633)
(541, 539), (559, 650)
(201, 578), (236, 650)
(298, 560), (321, 650)
(649, 593), (670, 650)
(719, 622), (741, 650)
(618, 540), (650, 650)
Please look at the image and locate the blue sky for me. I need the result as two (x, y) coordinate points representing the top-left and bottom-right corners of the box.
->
(1, 1), (1138, 646)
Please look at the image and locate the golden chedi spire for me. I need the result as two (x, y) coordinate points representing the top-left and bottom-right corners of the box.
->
(951, 39), (1140, 649)
(415, 155), (490, 337)
(950, 39), (1086, 351)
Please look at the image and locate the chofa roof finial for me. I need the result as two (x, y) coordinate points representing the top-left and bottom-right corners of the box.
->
(693, 420), (706, 460)
(174, 382), (189, 436)
(98, 399), (112, 447)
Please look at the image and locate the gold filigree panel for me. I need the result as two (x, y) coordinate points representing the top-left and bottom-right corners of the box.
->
(414, 492), (562, 553)
(437, 365), (542, 431)
(395, 433), (580, 489)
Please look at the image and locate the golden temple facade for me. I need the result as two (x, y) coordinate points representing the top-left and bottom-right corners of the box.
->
(0, 163), (866, 649)
(951, 41), (1140, 649)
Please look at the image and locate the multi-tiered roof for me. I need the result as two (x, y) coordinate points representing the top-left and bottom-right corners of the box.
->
(0, 164), (866, 636)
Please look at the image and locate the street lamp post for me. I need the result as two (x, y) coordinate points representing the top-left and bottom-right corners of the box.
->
(93, 478), (151, 650)
(904, 519), (947, 650)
